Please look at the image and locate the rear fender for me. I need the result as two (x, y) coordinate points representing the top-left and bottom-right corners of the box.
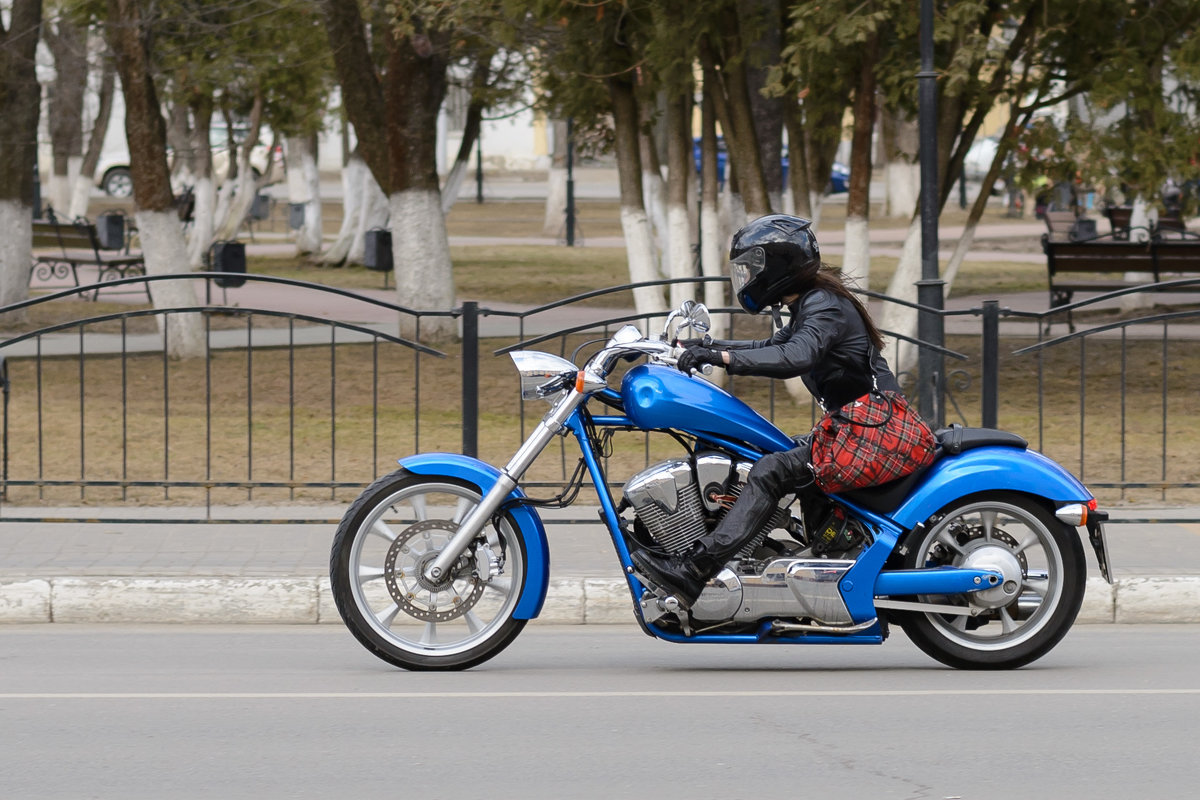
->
(887, 446), (1093, 529)
(399, 453), (550, 620)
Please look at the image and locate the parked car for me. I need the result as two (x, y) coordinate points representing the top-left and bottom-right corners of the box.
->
(692, 138), (849, 195)
(95, 126), (280, 198)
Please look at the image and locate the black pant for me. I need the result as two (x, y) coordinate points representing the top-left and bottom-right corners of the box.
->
(700, 437), (814, 564)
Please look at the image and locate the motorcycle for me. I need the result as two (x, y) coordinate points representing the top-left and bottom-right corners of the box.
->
(331, 301), (1112, 671)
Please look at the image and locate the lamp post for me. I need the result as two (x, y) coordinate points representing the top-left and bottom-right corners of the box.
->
(917, 0), (946, 426)
(566, 117), (577, 247)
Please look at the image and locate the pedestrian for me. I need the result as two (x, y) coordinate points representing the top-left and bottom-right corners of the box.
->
(631, 214), (903, 608)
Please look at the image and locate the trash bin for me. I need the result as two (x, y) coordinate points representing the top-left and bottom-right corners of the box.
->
(1069, 218), (1097, 241)
(364, 228), (393, 272)
(288, 202), (306, 230)
(250, 194), (271, 221)
(96, 210), (126, 250)
(210, 241), (247, 288)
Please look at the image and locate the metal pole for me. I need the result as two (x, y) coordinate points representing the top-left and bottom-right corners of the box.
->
(566, 117), (576, 247)
(981, 300), (999, 428)
(917, 0), (946, 427)
(475, 133), (484, 204)
(461, 302), (479, 457)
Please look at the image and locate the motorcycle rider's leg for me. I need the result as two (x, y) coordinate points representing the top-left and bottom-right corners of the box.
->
(632, 444), (813, 607)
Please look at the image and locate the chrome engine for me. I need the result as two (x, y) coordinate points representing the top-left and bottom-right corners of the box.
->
(623, 454), (870, 628)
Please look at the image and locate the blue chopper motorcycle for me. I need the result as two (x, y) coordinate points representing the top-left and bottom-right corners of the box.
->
(331, 301), (1111, 671)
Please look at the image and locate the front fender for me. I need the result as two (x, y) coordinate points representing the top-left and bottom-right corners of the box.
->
(399, 453), (550, 620)
(887, 446), (1093, 529)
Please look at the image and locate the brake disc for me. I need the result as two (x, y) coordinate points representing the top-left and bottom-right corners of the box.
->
(383, 519), (485, 622)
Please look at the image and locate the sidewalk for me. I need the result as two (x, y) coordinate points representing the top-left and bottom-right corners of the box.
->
(1, 503), (1197, 625)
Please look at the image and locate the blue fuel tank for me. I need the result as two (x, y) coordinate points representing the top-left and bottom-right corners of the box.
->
(619, 364), (794, 454)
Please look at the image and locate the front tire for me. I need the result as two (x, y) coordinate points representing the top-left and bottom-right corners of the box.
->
(331, 469), (528, 671)
(897, 492), (1086, 669)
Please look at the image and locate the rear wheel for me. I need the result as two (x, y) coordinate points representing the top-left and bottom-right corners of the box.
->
(102, 167), (132, 198)
(330, 469), (528, 671)
(897, 493), (1086, 669)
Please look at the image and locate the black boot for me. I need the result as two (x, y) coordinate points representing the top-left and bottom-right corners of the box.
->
(631, 542), (717, 609)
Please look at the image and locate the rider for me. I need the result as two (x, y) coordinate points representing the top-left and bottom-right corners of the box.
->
(631, 214), (902, 608)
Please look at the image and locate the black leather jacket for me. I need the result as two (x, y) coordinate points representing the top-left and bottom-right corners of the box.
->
(715, 288), (901, 410)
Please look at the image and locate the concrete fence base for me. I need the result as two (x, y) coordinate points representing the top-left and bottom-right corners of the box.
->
(1, 575), (1195, 625)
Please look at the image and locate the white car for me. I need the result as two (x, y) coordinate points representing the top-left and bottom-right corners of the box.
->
(95, 128), (280, 197)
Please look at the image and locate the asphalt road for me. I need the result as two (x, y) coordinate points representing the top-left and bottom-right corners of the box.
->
(3, 624), (1198, 799)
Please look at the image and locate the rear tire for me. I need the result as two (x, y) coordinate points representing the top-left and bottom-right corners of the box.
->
(331, 469), (528, 671)
(897, 492), (1086, 669)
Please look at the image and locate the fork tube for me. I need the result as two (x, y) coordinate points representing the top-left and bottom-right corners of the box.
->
(424, 390), (586, 582)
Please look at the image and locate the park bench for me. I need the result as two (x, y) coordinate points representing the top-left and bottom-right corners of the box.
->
(31, 210), (148, 301)
(1042, 230), (1200, 331)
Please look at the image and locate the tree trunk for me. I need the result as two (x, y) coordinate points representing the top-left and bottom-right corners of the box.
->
(543, 119), (568, 236)
(741, 0), (784, 211)
(323, 153), (365, 266)
(105, 0), (202, 359)
(703, 30), (771, 218)
(286, 134), (322, 255)
(639, 99), (669, 276)
(609, 74), (666, 320)
(784, 100), (812, 219)
(841, 31), (879, 289)
(441, 51), (490, 215)
(665, 89), (694, 308)
(0, 0), (42, 315)
(213, 92), (266, 241)
(186, 97), (215, 267)
(881, 106), (919, 220)
(45, 16), (86, 216)
(72, 55), (115, 219)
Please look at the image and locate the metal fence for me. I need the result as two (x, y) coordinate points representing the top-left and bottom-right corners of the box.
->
(1, 273), (1197, 521)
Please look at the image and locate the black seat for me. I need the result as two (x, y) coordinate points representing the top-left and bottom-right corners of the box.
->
(837, 425), (1026, 515)
(936, 424), (1027, 455)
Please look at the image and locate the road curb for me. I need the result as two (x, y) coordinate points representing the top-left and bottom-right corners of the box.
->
(1, 574), (1196, 625)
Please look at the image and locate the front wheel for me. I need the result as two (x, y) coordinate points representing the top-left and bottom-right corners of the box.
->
(896, 493), (1086, 669)
(331, 469), (528, 671)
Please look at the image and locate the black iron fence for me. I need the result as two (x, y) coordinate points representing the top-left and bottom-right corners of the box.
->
(1, 273), (1197, 521)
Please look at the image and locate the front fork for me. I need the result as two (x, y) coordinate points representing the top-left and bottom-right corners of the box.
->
(423, 389), (587, 582)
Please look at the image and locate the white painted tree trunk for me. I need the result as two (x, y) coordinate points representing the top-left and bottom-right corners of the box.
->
(543, 166), (567, 237)
(807, 192), (824, 229)
(884, 163), (919, 220)
(186, 177), (216, 267)
(440, 158), (468, 215)
(0, 200), (32, 314)
(323, 158), (365, 266)
(285, 137), (322, 255)
(841, 215), (870, 289)
(878, 217), (924, 373)
(643, 167), (668, 276)
(350, 175), (389, 264)
(68, 170), (92, 220)
(666, 202), (693, 308)
(1122, 195), (1154, 312)
(213, 180), (235, 240)
(620, 205), (668, 324)
(700, 202), (727, 341)
(213, 165), (258, 242)
(134, 209), (204, 359)
(390, 189), (456, 340)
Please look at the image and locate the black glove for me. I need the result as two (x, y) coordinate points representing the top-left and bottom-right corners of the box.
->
(677, 344), (724, 375)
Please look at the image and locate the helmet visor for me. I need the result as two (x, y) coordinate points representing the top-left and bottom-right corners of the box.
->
(729, 246), (767, 312)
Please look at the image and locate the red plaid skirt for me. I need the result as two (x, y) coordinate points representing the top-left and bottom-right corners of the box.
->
(809, 390), (937, 494)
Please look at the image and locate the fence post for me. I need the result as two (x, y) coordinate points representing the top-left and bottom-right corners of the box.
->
(981, 299), (999, 429)
(461, 302), (479, 457)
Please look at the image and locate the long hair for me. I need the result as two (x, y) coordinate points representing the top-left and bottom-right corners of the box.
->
(809, 264), (886, 350)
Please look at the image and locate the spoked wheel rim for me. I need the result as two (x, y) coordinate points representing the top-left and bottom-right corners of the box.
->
(347, 481), (524, 658)
(912, 499), (1065, 651)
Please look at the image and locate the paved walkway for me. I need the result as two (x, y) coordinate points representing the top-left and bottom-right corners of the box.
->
(6, 214), (1200, 624)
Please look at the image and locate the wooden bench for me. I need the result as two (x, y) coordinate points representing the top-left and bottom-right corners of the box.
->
(1042, 231), (1200, 330)
(31, 211), (148, 301)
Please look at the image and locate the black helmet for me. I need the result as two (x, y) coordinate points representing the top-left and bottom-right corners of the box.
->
(728, 215), (821, 314)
